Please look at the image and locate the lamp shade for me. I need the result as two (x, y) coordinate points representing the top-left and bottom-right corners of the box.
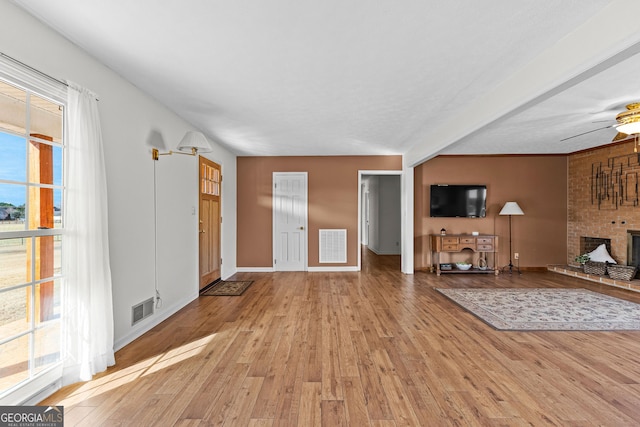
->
(499, 201), (524, 216)
(176, 131), (213, 153)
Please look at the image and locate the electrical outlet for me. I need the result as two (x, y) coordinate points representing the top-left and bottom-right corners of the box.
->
(514, 252), (519, 260)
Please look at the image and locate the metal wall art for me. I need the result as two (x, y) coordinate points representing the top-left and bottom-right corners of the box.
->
(591, 153), (640, 210)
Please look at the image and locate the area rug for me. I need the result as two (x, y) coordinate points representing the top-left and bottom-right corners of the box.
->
(436, 288), (640, 331)
(201, 280), (254, 296)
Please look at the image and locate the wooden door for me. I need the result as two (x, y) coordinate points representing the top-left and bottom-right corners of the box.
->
(273, 172), (307, 271)
(199, 157), (221, 289)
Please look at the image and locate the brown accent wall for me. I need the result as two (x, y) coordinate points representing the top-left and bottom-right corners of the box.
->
(414, 155), (567, 270)
(237, 155), (402, 267)
(568, 138), (640, 265)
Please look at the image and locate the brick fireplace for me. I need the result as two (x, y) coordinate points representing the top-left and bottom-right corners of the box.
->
(551, 138), (640, 291)
(568, 138), (640, 268)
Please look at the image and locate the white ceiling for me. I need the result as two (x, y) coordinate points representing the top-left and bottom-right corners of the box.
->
(14, 1), (640, 165)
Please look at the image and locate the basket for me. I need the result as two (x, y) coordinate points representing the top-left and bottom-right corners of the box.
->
(583, 261), (607, 276)
(606, 264), (637, 281)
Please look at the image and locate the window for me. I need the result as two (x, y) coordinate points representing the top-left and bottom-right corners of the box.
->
(0, 77), (65, 400)
(201, 161), (220, 196)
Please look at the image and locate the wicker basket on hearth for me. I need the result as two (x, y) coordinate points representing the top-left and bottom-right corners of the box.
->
(607, 264), (637, 281)
(583, 261), (607, 276)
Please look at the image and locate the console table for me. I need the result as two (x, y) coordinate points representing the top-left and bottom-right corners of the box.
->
(430, 234), (499, 276)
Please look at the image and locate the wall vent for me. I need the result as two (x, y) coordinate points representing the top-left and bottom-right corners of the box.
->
(319, 229), (347, 263)
(132, 297), (154, 326)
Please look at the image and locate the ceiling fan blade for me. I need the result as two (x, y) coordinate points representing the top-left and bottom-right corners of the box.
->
(612, 132), (628, 142)
(560, 125), (613, 141)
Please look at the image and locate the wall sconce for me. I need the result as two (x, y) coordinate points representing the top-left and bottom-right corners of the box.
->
(152, 131), (213, 160)
(151, 130), (213, 309)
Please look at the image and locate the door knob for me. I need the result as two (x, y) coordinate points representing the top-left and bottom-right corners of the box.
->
(200, 230), (205, 233)
(298, 226), (304, 230)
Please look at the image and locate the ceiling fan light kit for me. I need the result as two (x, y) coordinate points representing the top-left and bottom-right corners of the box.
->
(616, 103), (640, 135)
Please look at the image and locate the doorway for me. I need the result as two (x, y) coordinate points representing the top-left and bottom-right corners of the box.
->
(273, 172), (308, 271)
(199, 157), (221, 289)
(359, 171), (402, 270)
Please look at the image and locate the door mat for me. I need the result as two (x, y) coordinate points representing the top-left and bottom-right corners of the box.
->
(436, 288), (640, 331)
(201, 280), (254, 296)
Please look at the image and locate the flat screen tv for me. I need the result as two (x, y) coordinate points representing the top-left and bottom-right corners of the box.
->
(430, 184), (487, 218)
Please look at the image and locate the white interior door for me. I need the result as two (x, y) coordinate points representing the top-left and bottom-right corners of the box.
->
(273, 172), (308, 271)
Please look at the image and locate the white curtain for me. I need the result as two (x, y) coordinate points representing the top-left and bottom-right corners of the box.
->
(62, 82), (115, 385)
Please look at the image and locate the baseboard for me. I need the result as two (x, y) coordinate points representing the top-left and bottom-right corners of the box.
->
(308, 266), (359, 272)
(22, 378), (61, 406)
(114, 291), (198, 352)
(237, 266), (360, 272)
(236, 267), (275, 273)
(221, 268), (237, 280)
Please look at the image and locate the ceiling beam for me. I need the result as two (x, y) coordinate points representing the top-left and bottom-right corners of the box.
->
(404, 0), (640, 168)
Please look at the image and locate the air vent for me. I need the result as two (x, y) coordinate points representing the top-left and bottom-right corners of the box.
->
(319, 229), (347, 263)
(132, 297), (154, 326)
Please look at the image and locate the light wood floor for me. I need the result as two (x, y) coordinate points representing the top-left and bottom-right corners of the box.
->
(41, 249), (640, 426)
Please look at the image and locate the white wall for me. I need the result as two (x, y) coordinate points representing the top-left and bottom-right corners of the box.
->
(378, 175), (401, 254)
(0, 2), (237, 350)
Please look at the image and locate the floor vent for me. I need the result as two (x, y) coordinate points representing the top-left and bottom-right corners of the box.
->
(319, 229), (347, 263)
(132, 297), (154, 326)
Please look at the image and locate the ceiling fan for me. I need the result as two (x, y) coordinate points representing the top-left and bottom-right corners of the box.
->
(561, 102), (640, 142)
